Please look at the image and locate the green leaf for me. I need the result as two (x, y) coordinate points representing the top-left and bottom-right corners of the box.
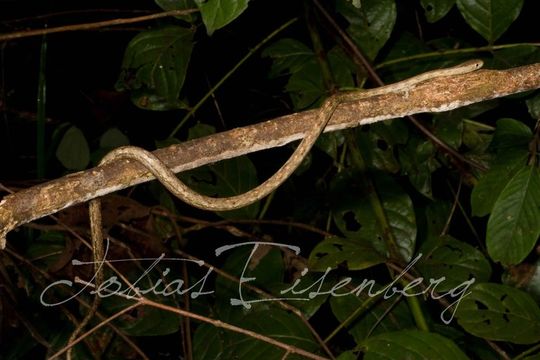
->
(456, 283), (540, 344)
(462, 118), (494, 154)
(194, 308), (319, 359)
(523, 355), (540, 360)
(117, 26), (193, 110)
(420, 0), (456, 23)
(187, 123), (216, 140)
(331, 171), (417, 261)
(489, 118), (532, 151)
(214, 245), (332, 322)
(526, 92), (540, 119)
(284, 47), (355, 110)
(471, 148), (529, 216)
(180, 156), (260, 219)
(230, 309), (320, 358)
(433, 115), (463, 149)
(471, 118), (532, 216)
(118, 305), (181, 336)
(49, 329), (94, 359)
(284, 58), (324, 109)
(265, 271), (335, 319)
(345, 0), (362, 8)
(422, 200), (452, 241)
(315, 132), (345, 161)
(503, 259), (540, 302)
(460, 337), (500, 360)
(264, 41), (355, 110)
(363, 330), (469, 359)
(336, 351), (357, 360)
(418, 235), (491, 291)
(99, 128), (130, 149)
(336, 0), (397, 60)
(155, 0), (198, 23)
(328, 47), (356, 89)
(55, 126), (90, 170)
(330, 295), (415, 343)
(262, 38), (314, 78)
(192, 325), (226, 359)
(308, 236), (385, 271)
(492, 45), (540, 68)
(196, 0), (249, 36)
(356, 122), (405, 174)
(26, 231), (66, 269)
(215, 246), (284, 305)
(456, 0), (524, 43)
(383, 33), (431, 71)
(486, 166), (540, 265)
(399, 138), (438, 199)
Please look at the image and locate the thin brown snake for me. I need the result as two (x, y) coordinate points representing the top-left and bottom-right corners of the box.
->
(66, 59), (483, 358)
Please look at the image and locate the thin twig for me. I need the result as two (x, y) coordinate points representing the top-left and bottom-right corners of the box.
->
(168, 17), (298, 137)
(485, 340), (510, 360)
(376, 43), (540, 69)
(0, 9), (198, 42)
(1, 8), (154, 24)
(384, 261), (511, 360)
(173, 249), (336, 359)
(50, 296), (330, 360)
(130, 229), (323, 359)
(4, 247), (149, 359)
(143, 298), (330, 360)
(152, 208), (334, 237)
(49, 302), (141, 360)
(441, 177), (463, 236)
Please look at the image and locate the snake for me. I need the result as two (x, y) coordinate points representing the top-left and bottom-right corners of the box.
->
(66, 59), (483, 358)
(95, 59), (483, 212)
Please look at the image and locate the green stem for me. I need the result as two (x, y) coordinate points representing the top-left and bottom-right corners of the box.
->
(399, 279), (429, 331)
(324, 293), (379, 343)
(305, 4), (338, 233)
(257, 190), (274, 220)
(376, 43), (540, 69)
(304, 0), (336, 94)
(528, 120), (540, 166)
(513, 342), (540, 360)
(344, 131), (402, 261)
(448, 182), (485, 252)
(36, 34), (47, 178)
(463, 119), (495, 131)
(168, 18), (298, 139)
(336, 141), (347, 173)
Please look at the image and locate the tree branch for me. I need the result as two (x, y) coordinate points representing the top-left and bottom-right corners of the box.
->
(1, 63), (540, 248)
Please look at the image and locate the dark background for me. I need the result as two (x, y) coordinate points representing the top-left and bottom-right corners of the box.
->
(1, 1), (539, 359)
(1, 0), (537, 181)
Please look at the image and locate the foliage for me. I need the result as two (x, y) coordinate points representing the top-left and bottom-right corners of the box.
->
(1, 0), (540, 359)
